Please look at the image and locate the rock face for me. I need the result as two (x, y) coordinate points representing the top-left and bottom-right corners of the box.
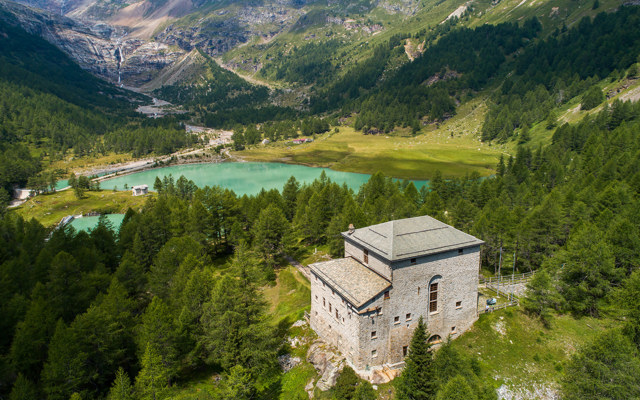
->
(0, 0), (183, 86)
(307, 339), (345, 391)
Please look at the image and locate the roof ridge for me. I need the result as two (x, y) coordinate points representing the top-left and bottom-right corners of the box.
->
(390, 219), (397, 259)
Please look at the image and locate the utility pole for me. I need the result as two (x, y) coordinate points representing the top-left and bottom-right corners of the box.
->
(511, 251), (516, 303)
(497, 246), (502, 298)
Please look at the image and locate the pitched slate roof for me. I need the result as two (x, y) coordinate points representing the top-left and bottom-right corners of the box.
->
(342, 215), (484, 262)
(309, 257), (391, 308)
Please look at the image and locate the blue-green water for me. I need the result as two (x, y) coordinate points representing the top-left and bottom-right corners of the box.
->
(69, 214), (125, 232)
(102, 162), (428, 196)
(55, 179), (69, 190)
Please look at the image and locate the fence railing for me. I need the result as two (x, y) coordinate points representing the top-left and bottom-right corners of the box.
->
(479, 271), (535, 285)
(479, 298), (519, 314)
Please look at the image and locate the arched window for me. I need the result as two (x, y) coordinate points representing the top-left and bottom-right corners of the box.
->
(429, 276), (441, 313)
(428, 335), (442, 344)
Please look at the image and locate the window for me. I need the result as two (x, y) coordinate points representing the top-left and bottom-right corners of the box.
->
(428, 335), (442, 344)
(315, 295), (318, 300)
(329, 303), (332, 312)
(456, 301), (462, 308)
(406, 313), (412, 321)
(410, 258), (417, 265)
(329, 325), (332, 330)
(451, 326), (456, 333)
(394, 316), (400, 324)
(363, 249), (369, 264)
(403, 346), (408, 357)
(429, 280), (439, 313)
(418, 287), (421, 295)
(371, 331), (377, 339)
(323, 298), (325, 307)
(315, 311), (317, 316)
(336, 310), (339, 319)
(384, 291), (390, 300)
(371, 349), (377, 357)
(458, 248), (463, 255)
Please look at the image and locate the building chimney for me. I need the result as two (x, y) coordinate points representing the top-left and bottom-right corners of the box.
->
(348, 223), (355, 234)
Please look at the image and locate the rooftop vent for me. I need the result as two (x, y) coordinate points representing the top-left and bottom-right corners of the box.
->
(348, 223), (355, 234)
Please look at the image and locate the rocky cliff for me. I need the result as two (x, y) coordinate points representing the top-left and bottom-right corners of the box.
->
(0, 0), (183, 86)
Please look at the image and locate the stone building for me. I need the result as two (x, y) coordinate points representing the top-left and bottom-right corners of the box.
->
(131, 184), (148, 196)
(309, 215), (483, 375)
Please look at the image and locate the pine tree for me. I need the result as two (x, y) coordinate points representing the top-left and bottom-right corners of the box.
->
(135, 343), (169, 400)
(395, 317), (436, 400)
(107, 368), (134, 400)
(253, 204), (290, 266)
(353, 380), (376, 400)
(9, 374), (38, 400)
(436, 375), (477, 400)
(521, 270), (561, 327)
(216, 365), (255, 400)
(334, 366), (359, 400)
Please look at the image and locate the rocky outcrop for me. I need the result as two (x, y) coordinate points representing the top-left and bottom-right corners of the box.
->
(307, 339), (345, 391)
(0, 0), (183, 86)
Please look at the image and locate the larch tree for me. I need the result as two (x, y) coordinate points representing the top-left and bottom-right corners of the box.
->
(107, 368), (134, 400)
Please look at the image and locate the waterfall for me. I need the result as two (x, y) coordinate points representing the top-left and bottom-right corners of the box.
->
(114, 46), (124, 85)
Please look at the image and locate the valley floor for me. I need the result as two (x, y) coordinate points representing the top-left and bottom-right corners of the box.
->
(237, 102), (510, 180)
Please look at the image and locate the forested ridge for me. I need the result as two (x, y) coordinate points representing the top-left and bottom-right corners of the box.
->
(2, 97), (640, 398)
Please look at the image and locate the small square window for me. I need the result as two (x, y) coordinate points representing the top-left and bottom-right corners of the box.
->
(406, 313), (412, 320)
(456, 301), (462, 308)
(384, 291), (390, 300)
(394, 316), (400, 323)
(451, 326), (456, 332)
(329, 325), (332, 330)
(410, 258), (417, 265)
(371, 331), (377, 339)
(403, 346), (408, 356)
(315, 311), (318, 315)
(458, 248), (463, 255)
(315, 295), (318, 300)
(332, 290), (335, 296)
(371, 349), (377, 357)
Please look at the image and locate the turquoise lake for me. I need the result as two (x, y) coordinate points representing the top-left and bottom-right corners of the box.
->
(69, 214), (125, 232)
(101, 162), (429, 196)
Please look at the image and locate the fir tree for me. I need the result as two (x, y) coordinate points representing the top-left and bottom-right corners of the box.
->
(395, 317), (436, 400)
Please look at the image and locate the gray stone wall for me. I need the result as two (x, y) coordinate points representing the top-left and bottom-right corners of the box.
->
(385, 246), (481, 364)
(344, 238), (392, 280)
(310, 271), (364, 367)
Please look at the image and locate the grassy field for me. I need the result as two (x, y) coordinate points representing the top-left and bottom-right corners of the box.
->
(12, 189), (152, 227)
(263, 266), (312, 326)
(237, 102), (510, 180)
(46, 152), (135, 175)
(453, 307), (618, 397)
